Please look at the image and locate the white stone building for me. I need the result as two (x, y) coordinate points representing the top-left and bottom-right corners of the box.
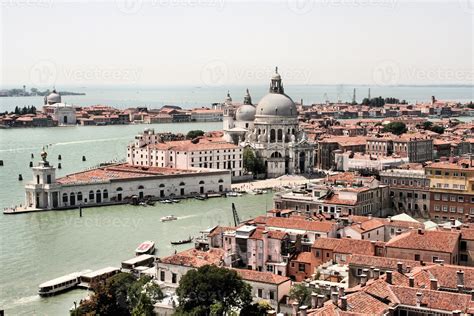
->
(127, 129), (244, 179)
(224, 68), (315, 178)
(42, 90), (77, 125)
(24, 151), (231, 210)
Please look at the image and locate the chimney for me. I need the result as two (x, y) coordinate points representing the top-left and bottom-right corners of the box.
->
(397, 262), (403, 274)
(360, 274), (368, 287)
(395, 229), (402, 236)
(373, 268), (380, 279)
(317, 295), (325, 308)
(291, 302), (299, 316)
(409, 276), (415, 287)
(369, 266), (375, 278)
(386, 270), (393, 284)
(368, 213), (372, 219)
(417, 228), (424, 235)
(338, 287), (345, 298)
(457, 270), (465, 287)
(340, 296), (348, 311)
(311, 293), (318, 309)
(299, 306), (308, 316)
(362, 268), (369, 278)
(416, 292), (423, 307)
(331, 292), (338, 305)
(430, 278), (438, 290)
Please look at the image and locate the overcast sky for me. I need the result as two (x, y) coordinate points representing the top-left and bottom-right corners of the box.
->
(0, 0), (472, 87)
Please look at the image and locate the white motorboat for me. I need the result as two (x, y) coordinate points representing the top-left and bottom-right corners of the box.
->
(226, 192), (243, 197)
(135, 240), (155, 256)
(161, 215), (178, 222)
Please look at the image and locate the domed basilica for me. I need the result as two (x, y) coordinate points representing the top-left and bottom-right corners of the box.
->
(223, 68), (315, 178)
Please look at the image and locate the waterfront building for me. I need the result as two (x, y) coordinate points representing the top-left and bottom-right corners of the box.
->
(366, 134), (433, 163)
(190, 108), (223, 122)
(127, 129), (244, 179)
(42, 90), (77, 125)
(24, 151), (231, 210)
(224, 68), (315, 178)
(334, 152), (408, 172)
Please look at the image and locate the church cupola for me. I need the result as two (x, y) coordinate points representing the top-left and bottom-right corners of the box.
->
(224, 90), (233, 105)
(269, 67), (284, 94)
(243, 89), (252, 105)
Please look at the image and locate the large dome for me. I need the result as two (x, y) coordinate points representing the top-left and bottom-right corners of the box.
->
(256, 93), (297, 117)
(46, 91), (61, 104)
(235, 104), (256, 121)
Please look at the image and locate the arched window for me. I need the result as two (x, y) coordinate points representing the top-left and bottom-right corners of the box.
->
(62, 193), (68, 203)
(277, 129), (283, 141)
(89, 190), (94, 200)
(116, 187), (123, 192)
(179, 182), (185, 186)
(77, 192), (83, 201)
(270, 129), (276, 142)
(199, 180), (205, 184)
(138, 185), (144, 190)
(159, 184), (165, 188)
(103, 189), (108, 199)
(218, 179), (224, 183)
(271, 152), (282, 158)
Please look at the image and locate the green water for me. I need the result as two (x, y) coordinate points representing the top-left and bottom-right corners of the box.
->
(0, 123), (272, 315)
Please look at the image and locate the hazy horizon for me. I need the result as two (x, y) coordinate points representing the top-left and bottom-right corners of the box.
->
(1, 0), (472, 87)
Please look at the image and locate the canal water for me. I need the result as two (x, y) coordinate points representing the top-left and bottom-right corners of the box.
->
(0, 122), (273, 315)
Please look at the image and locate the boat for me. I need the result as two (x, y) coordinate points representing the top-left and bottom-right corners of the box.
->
(161, 215), (177, 222)
(146, 200), (156, 206)
(135, 240), (155, 256)
(171, 236), (193, 245)
(194, 195), (207, 201)
(170, 199), (180, 203)
(139, 202), (148, 207)
(160, 199), (172, 204)
(226, 192), (243, 197)
(38, 270), (91, 296)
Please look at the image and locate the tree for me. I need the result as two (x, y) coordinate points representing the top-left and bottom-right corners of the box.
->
(186, 130), (205, 139)
(74, 273), (163, 316)
(175, 265), (252, 316)
(240, 300), (273, 315)
(382, 122), (407, 135)
(289, 283), (312, 306)
(243, 147), (266, 176)
(430, 125), (445, 134)
(422, 121), (433, 130)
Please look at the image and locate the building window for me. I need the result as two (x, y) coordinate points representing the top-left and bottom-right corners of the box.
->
(171, 273), (177, 284)
(89, 190), (94, 200)
(62, 193), (68, 203)
(434, 194), (441, 200)
(257, 289), (263, 298)
(103, 189), (108, 199)
(458, 196), (464, 203)
(77, 192), (83, 201)
(450, 196), (456, 202)
(442, 205), (448, 212)
(450, 206), (456, 213)
(414, 254), (420, 261)
(160, 271), (165, 281)
(269, 290), (275, 300)
(299, 263), (305, 272)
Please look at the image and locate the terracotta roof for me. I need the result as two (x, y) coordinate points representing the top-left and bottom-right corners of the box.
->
(349, 219), (385, 233)
(312, 238), (377, 256)
(412, 264), (474, 290)
(207, 226), (235, 238)
(149, 137), (238, 152)
(293, 252), (314, 264)
(348, 254), (427, 271)
(159, 248), (224, 268)
(385, 230), (460, 254)
(266, 217), (336, 233)
(461, 228), (474, 241)
(234, 268), (290, 285)
(57, 163), (205, 185)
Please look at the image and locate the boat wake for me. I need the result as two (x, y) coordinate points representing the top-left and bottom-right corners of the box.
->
(178, 214), (198, 220)
(3, 294), (40, 309)
(54, 137), (128, 146)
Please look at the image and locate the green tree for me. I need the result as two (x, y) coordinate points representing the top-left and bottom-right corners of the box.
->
(289, 283), (321, 307)
(240, 300), (273, 315)
(74, 273), (162, 316)
(243, 147), (256, 173)
(382, 122), (407, 135)
(175, 265), (252, 316)
(423, 121), (433, 130)
(186, 130), (205, 139)
(430, 125), (445, 134)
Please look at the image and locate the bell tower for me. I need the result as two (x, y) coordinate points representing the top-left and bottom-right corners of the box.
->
(26, 150), (58, 209)
(269, 67), (284, 94)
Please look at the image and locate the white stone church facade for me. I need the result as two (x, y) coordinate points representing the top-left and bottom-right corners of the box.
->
(223, 68), (315, 178)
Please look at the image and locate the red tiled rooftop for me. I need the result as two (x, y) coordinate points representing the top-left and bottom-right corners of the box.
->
(234, 268), (290, 285)
(159, 248), (224, 268)
(266, 217), (336, 233)
(386, 229), (460, 253)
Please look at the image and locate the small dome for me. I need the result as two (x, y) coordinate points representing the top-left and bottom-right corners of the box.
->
(46, 90), (61, 104)
(256, 93), (297, 117)
(235, 104), (256, 121)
